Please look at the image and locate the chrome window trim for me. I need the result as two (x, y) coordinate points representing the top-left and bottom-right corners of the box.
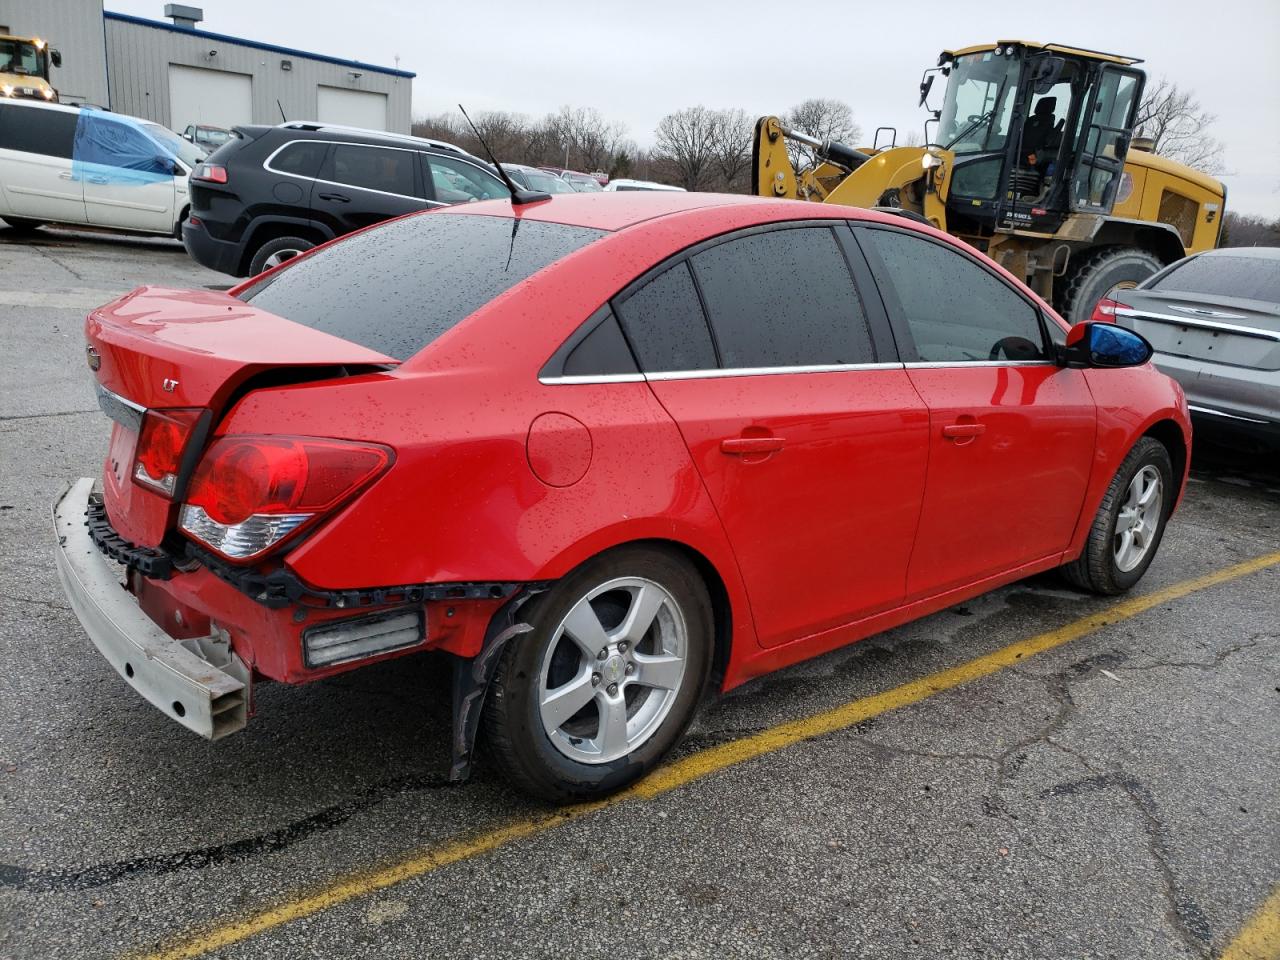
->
(538, 373), (646, 386)
(261, 139), (456, 204)
(1114, 307), (1280, 343)
(96, 382), (144, 430)
(1187, 404), (1269, 424)
(902, 360), (1058, 369)
(539, 362), (906, 385)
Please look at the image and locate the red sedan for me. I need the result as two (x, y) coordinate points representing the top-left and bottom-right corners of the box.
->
(53, 193), (1189, 801)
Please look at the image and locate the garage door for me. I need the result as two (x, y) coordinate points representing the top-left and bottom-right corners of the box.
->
(168, 65), (252, 132)
(317, 87), (388, 131)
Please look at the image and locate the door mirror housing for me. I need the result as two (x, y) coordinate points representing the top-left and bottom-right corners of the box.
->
(1059, 321), (1153, 369)
(50, 49), (63, 68)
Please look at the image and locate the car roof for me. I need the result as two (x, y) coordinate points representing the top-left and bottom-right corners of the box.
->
(273, 121), (468, 155)
(1197, 246), (1280, 261)
(436, 191), (896, 233)
(0, 98), (83, 116)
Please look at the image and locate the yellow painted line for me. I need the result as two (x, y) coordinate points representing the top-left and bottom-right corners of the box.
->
(1222, 885), (1280, 960)
(135, 550), (1280, 960)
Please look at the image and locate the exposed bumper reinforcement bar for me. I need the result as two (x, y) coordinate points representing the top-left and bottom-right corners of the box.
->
(53, 478), (249, 740)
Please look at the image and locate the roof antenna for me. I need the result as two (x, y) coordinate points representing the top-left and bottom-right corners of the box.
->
(457, 103), (550, 205)
(277, 98), (287, 122)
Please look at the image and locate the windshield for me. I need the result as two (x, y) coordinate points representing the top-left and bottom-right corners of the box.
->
(569, 177), (603, 193)
(1151, 255), (1280, 305)
(142, 122), (204, 168)
(0, 39), (43, 77)
(522, 169), (575, 193)
(198, 127), (230, 144)
(239, 212), (605, 359)
(937, 52), (1022, 155)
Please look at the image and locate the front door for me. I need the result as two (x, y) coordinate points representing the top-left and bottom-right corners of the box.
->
(78, 113), (175, 233)
(855, 224), (1096, 599)
(1070, 65), (1144, 214)
(614, 224), (930, 649)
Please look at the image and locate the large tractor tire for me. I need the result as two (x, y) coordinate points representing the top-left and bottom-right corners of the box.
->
(1059, 247), (1162, 326)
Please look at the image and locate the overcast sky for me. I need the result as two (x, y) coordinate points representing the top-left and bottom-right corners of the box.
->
(109, 0), (1280, 217)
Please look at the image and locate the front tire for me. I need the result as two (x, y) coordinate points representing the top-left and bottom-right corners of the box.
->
(484, 546), (713, 803)
(1062, 437), (1174, 595)
(248, 236), (314, 276)
(1059, 247), (1162, 326)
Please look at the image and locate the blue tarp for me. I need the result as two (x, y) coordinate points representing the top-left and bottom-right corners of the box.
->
(72, 111), (179, 186)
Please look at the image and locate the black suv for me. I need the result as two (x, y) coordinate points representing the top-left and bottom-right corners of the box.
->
(182, 122), (510, 277)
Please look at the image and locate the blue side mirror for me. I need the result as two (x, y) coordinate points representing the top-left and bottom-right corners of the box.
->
(1061, 322), (1153, 369)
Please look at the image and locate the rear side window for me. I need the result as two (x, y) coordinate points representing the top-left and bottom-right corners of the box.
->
(325, 144), (416, 196)
(691, 226), (875, 367)
(614, 262), (718, 373)
(269, 141), (328, 178)
(858, 227), (1048, 363)
(425, 154), (510, 204)
(239, 212), (604, 360)
(1150, 255), (1280, 305)
(0, 105), (77, 159)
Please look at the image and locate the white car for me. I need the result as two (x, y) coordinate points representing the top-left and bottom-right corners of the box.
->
(603, 178), (686, 192)
(0, 99), (196, 237)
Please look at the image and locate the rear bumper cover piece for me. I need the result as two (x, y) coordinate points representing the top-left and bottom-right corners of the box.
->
(53, 478), (250, 739)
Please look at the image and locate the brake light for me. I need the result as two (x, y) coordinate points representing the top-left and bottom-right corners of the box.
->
(1090, 297), (1126, 323)
(133, 408), (204, 497)
(179, 436), (393, 561)
(193, 163), (228, 184)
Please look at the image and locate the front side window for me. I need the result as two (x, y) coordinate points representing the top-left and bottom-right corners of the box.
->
(614, 262), (717, 373)
(426, 155), (509, 203)
(691, 226), (875, 368)
(239, 212), (603, 360)
(327, 144), (415, 196)
(858, 228), (1048, 363)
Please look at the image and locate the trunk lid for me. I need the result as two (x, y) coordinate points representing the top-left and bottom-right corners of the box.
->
(1116, 289), (1280, 372)
(88, 286), (397, 548)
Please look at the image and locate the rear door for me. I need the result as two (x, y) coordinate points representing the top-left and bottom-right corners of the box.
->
(855, 224), (1096, 599)
(0, 104), (85, 224)
(79, 113), (176, 233)
(618, 223), (930, 649)
(312, 142), (426, 234)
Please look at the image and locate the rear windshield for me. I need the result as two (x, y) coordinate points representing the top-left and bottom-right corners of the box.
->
(1150, 254), (1280, 305)
(238, 212), (605, 359)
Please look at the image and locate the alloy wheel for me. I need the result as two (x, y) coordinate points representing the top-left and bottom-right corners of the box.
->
(1114, 465), (1163, 572)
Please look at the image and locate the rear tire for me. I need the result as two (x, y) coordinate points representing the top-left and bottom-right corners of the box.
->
(248, 236), (314, 276)
(1059, 247), (1162, 326)
(484, 546), (713, 803)
(1, 217), (45, 232)
(1061, 437), (1174, 595)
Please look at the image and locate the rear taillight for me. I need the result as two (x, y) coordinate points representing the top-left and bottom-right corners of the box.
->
(193, 163), (228, 184)
(1090, 297), (1127, 323)
(179, 436), (393, 561)
(133, 408), (204, 497)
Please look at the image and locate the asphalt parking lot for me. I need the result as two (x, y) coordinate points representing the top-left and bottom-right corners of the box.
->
(0, 224), (1277, 960)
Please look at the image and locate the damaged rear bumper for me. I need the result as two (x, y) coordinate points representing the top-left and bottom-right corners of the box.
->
(52, 477), (250, 740)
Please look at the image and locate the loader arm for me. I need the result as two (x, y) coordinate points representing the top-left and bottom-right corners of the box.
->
(752, 115), (950, 230)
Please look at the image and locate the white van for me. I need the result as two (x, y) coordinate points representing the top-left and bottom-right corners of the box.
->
(0, 99), (200, 237)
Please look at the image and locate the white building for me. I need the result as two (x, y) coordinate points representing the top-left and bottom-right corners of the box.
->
(0, 1), (414, 133)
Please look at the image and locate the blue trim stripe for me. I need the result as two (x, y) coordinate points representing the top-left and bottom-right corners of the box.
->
(102, 11), (416, 78)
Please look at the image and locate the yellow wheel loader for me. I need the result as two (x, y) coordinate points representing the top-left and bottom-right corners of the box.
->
(752, 42), (1226, 323)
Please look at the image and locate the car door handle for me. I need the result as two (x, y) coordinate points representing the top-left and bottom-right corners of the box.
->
(942, 423), (986, 439)
(59, 171), (78, 181)
(317, 192), (350, 203)
(86, 176), (108, 185)
(720, 436), (786, 455)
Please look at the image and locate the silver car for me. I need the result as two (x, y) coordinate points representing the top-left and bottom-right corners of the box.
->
(1110, 247), (1280, 446)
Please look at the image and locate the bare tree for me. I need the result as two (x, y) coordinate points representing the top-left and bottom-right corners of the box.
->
(1135, 78), (1226, 175)
(782, 98), (862, 169)
(709, 108), (753, 193)
(1220, 211), (1280, 248)
(652, 106), (721, 190)
(544, 106), (628, 173)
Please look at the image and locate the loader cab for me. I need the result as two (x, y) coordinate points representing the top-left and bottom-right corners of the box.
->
(934, 43), (1144, 238)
